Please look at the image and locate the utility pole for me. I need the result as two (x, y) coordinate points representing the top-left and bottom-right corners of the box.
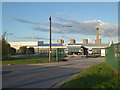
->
(49, 16), (52, 62)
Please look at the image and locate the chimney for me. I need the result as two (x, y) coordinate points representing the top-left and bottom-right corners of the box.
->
(95, 28), (101, 44)
(70, 39), (76, 44)
(83, 39), (88, 44)
(96, 28), (99, 40)
(57, 39), (64, 44)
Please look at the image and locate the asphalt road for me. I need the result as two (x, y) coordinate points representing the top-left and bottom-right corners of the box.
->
(2, 58), (105, 88)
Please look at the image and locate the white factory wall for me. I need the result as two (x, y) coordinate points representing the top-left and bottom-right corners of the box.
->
(9, 41), (38, 49)
(9, 41), (108, 55)
(101, 49), (105, 56)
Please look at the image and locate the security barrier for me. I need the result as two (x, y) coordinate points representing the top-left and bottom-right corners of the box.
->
(105, 43), (120, 73)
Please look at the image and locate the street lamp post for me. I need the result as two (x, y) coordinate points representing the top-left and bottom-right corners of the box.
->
(6, 33), (13, 61)
(6, 33), (13, 41)
(49, 16), (52, 62)
(62, 25), (72, 40)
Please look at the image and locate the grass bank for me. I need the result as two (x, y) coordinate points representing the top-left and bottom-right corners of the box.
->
(59, 62), (120, 88)
(86, 56), (105, 58)
(2, 58), (56, 65)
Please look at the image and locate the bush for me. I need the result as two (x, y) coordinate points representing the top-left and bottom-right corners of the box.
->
(27, 47), (35, 54)
(19, 46), (27, 55)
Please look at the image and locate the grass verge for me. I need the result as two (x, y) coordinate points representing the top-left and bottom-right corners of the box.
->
(1, 58), (56, 65)
(59, 62), (120, 88)
(86, 56), (105, 58)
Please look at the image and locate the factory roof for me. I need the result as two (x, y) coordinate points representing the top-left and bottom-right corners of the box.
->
(68, 43), (108, 46)
(38, 44), (64, 46)
(38, 43), (108, 47)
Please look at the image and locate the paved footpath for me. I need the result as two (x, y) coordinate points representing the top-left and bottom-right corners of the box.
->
(2, 58), (105, 88)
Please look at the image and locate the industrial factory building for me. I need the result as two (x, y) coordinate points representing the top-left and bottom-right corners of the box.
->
(9, 40), (108, 56)
(9, 28), (109, 56)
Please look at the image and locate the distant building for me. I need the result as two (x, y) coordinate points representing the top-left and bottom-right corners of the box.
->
(70, 39), (76, 44)
(83, 39), (88, 44)
(57, 39), (64, 44)
(67, 43), (108, 55)
(9, 28), (110, 56)
(9, 41), (38, 49)
(9, 40), (108, 56)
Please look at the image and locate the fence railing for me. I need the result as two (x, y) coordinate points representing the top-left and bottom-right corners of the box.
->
(105, 43), (120, 73)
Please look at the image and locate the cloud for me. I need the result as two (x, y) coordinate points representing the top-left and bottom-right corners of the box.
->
(20, 35), (55, 40)
(10, 16), (65, 28)
(54, 17), (118, 37)
(98, 23), (118, 37)
(33, 27), (49, 32)
(10, 16), (118, 37)
(53, 16), (69, 22)
(10, 16), (49, 25)
(20, 36), (48, 40)
(32, 19), (118, 37)
(33, 27), (63, 34)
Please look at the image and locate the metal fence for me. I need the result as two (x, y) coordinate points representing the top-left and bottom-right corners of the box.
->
(56, 48), (65, 61)
(38, 48), (66, 61)
(105, 43), (120, 73)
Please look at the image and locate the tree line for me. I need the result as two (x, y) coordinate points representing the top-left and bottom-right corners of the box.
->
(1, 32), (35, 60)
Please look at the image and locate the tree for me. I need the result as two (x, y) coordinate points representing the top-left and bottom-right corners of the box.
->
(1, 32), (11, 60)
(19, 46), (27, 55)
(10, 47), (16, 55)
(27, 47), (35, 54)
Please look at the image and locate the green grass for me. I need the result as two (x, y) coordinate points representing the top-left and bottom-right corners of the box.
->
(59, 62), (120, 89)
(9, 57), (40, 60)
(1, 58), (56, 65)
(86, 56), (105, 58)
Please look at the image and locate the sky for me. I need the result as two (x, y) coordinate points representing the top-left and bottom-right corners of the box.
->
(2, 2), (118, 44)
